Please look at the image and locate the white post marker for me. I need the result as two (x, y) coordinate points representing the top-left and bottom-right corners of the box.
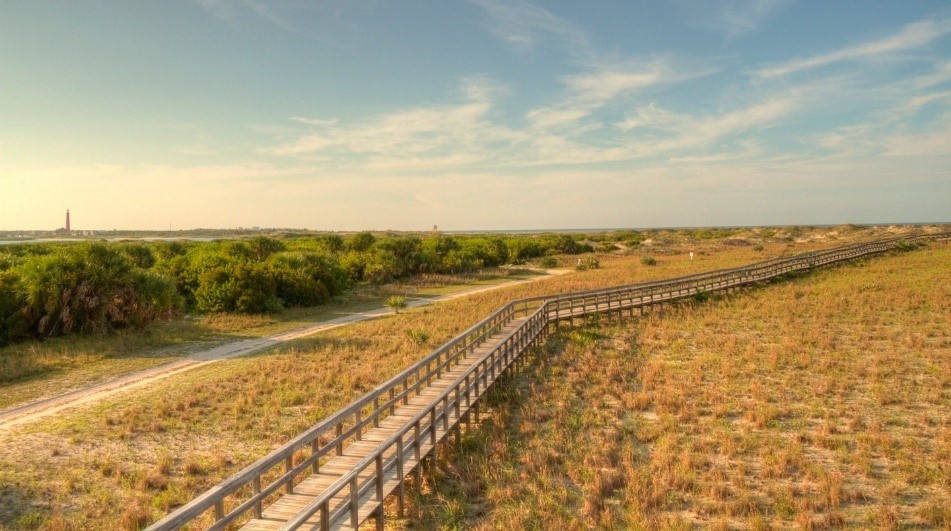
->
(689, 252), (694, 260)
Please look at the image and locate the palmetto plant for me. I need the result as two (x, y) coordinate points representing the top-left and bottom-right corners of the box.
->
(385, 295), (408, 313)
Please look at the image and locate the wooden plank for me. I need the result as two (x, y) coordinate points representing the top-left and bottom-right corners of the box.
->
(238, 318), (530, 530)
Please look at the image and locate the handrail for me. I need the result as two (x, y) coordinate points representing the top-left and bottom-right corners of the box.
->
(148, 232), (947, 530)
(150, 300), (527, 527)
(281, 305), (550, 529)
(522, 234), (939, 304)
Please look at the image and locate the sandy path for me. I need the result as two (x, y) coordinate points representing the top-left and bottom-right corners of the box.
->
(0, 270), (567, 431)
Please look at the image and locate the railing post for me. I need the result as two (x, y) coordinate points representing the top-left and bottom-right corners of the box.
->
(396, 436), (406, 516)
(285, 455), (294, 494)
(442, 396), (450, 432)
(373, 397), (380, 427)
(350, 477), (359, 528)
(414, 420), (422, 462)
(253, 476), (262, 519)
(311, 438), (320, 473)
(465, 374), (471, 406)
(336, 423), (344, 456)
(375, 454), (384, 501)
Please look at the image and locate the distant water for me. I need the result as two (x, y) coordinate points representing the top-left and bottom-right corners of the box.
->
(0, 237), (216, 245)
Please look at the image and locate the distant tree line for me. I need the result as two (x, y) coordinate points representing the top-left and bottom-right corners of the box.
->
(0, 232), (594, 346)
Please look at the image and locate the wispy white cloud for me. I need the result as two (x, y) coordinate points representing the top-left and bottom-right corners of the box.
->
(678, 0), (790, 39)
(470, 0), (592, 58)
(197, 0), (291, 28)
(615, 103), (691, 133)
(290, 116), (339, 127)
(507, 94), (798, 168)
(758, 17), (951, 78)
(562, 66), (666, 103)
(249, 6), (948, 223)
(524, 61), (693, 133)
(810, 61), (951, 159)
(668, 139), (763, 164)
(914, 59), (951, 88)
(903, 90), (951, 113)
(525, 107), (590, 130)
(883, 116), (951, 157)
(615, 97), (797, 160)
(243, 0), (294, 32)
(266, 68), (801, 173)
(817, 124), (880, 157)
(719, 0), (790, 38)
(264, 78), (528, 169)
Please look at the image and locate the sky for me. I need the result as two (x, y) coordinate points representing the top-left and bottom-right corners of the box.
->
(1, 1), (950, 231)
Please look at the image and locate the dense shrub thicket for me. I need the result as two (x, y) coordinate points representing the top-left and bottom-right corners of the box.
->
(0, 243), (180, 345)
(0, 232), (594, 346)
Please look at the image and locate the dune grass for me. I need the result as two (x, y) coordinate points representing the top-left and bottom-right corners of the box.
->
(400, 244), (951, 529)
(0, 226), (940, 529)
(0, 268), (547, 412)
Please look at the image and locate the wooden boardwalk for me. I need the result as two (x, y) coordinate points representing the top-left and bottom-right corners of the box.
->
(147, 233), (948, 531)
(240, 318), (528, 530)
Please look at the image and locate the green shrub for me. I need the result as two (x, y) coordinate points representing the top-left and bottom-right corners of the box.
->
(0, 270), (29, 345)
(194, 264), (282, 314)
(386, 295), (408, 313)
(406, 329), (430, 346)
(348, 231), (376, 252)
(575, 256), (600, 271)
(120, 243), (156, 269)
(8, 244), (181, 341)
(641, 256), (658, 266)
(893, 240), (919, 252)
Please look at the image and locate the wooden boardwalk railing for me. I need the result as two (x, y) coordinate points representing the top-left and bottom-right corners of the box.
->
(147, 233), (948, 531)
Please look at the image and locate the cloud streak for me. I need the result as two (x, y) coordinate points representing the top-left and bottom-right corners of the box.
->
(470, 0), (593, 59)
(264, 78), (527, 170)
(719, 0), (790, 38)
(678, 0), (790, 39)
(758, 18), (951, 78)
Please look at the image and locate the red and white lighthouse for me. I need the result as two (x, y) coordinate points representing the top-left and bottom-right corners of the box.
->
(65, 209), (71, 233)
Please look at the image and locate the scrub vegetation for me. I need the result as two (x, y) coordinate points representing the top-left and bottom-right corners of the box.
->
(403, 244), (951, 529)
(0, 232), (596, 346)
(0, 224), (943, 529)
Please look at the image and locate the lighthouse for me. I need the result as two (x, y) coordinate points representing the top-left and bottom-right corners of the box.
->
(66, 209), (71, 233)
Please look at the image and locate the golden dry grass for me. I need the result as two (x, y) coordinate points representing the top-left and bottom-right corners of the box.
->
(0, 268), (541, 411)
(400, 244), (951, 529)
(0, 226), (941, 529)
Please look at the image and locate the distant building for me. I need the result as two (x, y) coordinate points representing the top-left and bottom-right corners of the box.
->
(65, 209), (71, 233)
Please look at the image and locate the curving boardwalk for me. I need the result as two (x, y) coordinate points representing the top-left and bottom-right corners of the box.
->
(148, 234), (948, 531)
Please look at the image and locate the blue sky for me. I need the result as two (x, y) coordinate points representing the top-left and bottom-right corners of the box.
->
(1, 1), (949, 231)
